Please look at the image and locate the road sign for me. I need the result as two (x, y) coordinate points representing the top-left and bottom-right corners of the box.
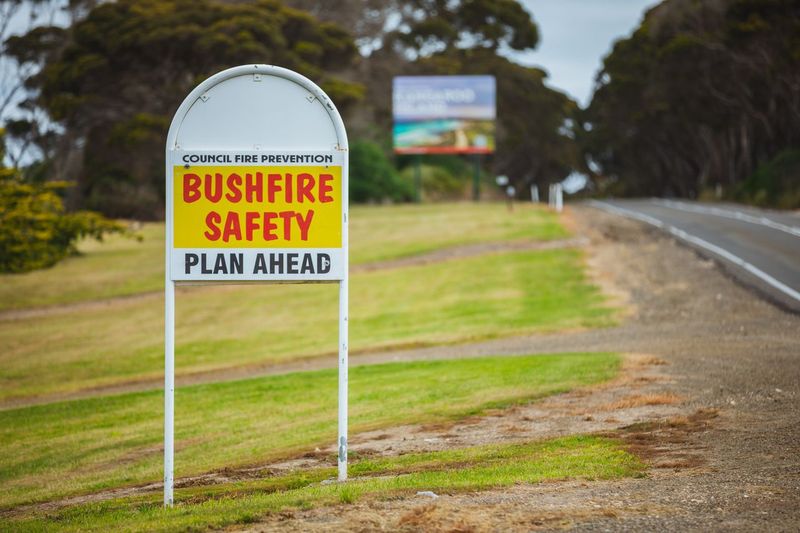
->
(164, 65), (349, 506)
(171, 152), (344, 281)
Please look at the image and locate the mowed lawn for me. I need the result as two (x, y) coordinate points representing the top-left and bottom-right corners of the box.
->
(0, 249), (611, 401)
(0, 203), (567, 311)
(6, 435), (643, 533)
(0, 204), (613, 403)
(0, 205), (629, 532)
(0, 353), (620, 510)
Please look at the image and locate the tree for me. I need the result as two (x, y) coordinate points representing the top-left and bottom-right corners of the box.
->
(735, 148), (800, 208)
(582, 0), (800, 201)
(0, 0), (64, 170)
(300, 0), (574, 193)
(416, 48), (578, 192)
(9, 0), (362, 218)
(0, 128), (124, 273)
(388, 0), (538, 56)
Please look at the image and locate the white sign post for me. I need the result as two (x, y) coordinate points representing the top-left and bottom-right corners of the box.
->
(163, 65), (349, 506)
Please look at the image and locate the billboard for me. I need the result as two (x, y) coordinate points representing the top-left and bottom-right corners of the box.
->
(393, 75), (496, 154)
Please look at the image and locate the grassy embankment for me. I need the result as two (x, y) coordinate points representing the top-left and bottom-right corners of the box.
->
(6, 435), (643, 532)
(0, 353), (637, 532)
(0, 353), (619, 509)
(0, 203), (635, 531)
(0, 204), (613, 402)
(0, 203), (567, 310)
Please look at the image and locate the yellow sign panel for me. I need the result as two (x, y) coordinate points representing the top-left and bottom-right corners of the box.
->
(173, 165), (342, 248)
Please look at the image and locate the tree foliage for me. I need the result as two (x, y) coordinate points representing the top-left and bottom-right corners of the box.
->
(312, 0), (574, 194)
(8, 0), (361, 218)
(735, 149), (800, 208)
(390, 0), (539, 54)
(6, 0), (576, 215)
(350, 140), (413, 203)
(283, 0), (539, 55)
(0, 130), (124, 273)
(385, 1), (575, 191)
(0, 0), (65, 170)
(582, 0), (800, 201)
(416, 49), (578, 192)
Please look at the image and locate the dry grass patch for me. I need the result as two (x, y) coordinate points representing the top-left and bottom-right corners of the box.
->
(633, 355), (669, 367)
(613, 408), (719, 472)
(391, 503), (641, 532)
(600, 393), (683, 411)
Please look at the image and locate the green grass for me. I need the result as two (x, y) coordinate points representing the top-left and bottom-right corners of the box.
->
(0, 353), (620, 510)
(0, 223), (166, 312)
(0, 204), (622, 531)
(3, 435), (644, 533)
(0, 203), (567, 311)
(348, 202), (567, 264)
(0, 249), (613, 402)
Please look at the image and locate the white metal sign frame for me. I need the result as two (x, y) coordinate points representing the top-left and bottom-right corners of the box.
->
(164, 65), (349, 506)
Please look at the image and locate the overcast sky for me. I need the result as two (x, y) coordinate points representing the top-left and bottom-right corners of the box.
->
(513, 0), (660, 106)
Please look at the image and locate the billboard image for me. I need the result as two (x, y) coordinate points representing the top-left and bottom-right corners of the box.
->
(393, 75), (496, 154)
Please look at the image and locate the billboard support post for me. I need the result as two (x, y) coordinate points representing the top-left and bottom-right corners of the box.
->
(164, 65), (349, 506)
(414, 155), (422, 203)
(473, 154), (481, 201)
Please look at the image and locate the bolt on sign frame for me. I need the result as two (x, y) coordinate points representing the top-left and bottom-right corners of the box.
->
(164, 65), (349, 506)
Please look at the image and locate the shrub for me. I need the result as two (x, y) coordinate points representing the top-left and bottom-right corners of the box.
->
(349, 140), (413, 203)
(0, 172), (126, 273)
(735, 149), (800, 209)
(400, 163), (469, 201)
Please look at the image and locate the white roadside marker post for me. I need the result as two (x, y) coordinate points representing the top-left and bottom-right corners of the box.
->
(555, 183), (563, 212)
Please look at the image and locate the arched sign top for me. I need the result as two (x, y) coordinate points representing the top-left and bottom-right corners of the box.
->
(165, 64), (349, 283)
(167, 64), (348, 151)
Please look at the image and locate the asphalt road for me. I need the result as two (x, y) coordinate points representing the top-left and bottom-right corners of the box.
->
(589, 198), (800, 313)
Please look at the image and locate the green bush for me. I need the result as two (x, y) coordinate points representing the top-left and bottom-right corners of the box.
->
(0, 173), (126, 273)
(735, 149), (800, 209)
(400, 163), (469, 201)
(349, 140), (413, 203)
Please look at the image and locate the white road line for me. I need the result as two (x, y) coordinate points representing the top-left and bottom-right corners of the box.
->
(653, 199), (800, 238)
(590, 200), (800, 304)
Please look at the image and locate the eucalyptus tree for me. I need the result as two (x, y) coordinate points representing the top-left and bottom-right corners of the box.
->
(583, 0), (800, 200)
(8, 0), (361, 218)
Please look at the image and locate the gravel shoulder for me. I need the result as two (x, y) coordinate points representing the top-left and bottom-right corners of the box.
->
(242, 205), (800, 531)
